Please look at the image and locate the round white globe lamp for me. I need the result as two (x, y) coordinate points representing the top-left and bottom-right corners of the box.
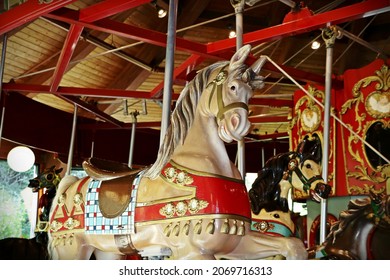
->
(7, 146), (35, 172)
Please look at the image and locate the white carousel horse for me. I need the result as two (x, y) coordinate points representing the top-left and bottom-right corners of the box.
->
(47, 45), (330, 260)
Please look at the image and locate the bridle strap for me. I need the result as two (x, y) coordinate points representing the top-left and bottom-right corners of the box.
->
(208, 65), (249, 121)
(286, 157), (323, 193)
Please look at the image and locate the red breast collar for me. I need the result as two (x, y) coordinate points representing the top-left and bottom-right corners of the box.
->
(135, 161), (251, 223)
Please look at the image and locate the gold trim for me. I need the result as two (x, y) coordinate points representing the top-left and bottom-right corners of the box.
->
(170, 160), (244, 184)
(159, 198), (209, 218)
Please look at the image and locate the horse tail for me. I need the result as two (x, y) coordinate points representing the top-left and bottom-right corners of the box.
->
(47, 175), (79, 259)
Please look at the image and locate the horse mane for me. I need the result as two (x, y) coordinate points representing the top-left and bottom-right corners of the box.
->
(144, 61), (227, 179)
(325, 197), (372, 244)
(249, 151), (296, 214)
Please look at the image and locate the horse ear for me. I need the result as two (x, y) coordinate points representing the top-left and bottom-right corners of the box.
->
(229, 44), (251, 72)
(56, 167), (63, 174)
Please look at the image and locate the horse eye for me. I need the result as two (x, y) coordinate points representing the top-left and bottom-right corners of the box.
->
(273, 214), (280, 218)
(46, 173), (54, 180)
(305, 163), (312, 169)
(230, 85), (236, 91)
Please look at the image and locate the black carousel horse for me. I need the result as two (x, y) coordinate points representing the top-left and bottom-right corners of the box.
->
(248, 136), (331, 259)
(310, 190), (390, 260)
(0, 166), (62, 260)
(249, 134), (330, 216)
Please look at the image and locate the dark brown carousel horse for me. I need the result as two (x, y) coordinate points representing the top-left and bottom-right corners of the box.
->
(0, 166), (62, 260)
(310, 190), (390, 260)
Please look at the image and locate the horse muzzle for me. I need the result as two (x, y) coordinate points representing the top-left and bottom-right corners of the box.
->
(310, 182), (331, 202)
(28, 179), (40, 192)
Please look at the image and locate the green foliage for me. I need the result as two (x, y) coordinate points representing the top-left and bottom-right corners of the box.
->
(0, 161), (36, 239)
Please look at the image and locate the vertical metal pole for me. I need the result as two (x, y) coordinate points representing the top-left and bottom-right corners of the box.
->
(231, 0), (246, 178)
(261, 146), (265, 167)
(320, 26), (337, 243)
(66, 104), (78, 176)
(0, 33), (8, 149)
(128, 111), (138, 169)
(160, 0), (178, 145)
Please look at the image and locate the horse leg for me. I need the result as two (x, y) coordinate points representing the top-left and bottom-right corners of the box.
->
(48, 233), (94, 260)
(93, 249), (125, 260)
(224, 231), (308, 260)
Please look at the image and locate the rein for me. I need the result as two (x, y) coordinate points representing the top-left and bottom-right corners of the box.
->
(207, 65), (249, 121)
(284, 156), (323, 193)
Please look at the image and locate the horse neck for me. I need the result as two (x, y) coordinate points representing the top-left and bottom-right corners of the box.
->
(170, 112), (241, 179)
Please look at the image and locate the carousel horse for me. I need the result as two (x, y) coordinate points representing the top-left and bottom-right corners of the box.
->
(0, 166), (62, 260)
(309, 190), (390, 260)
(247, 135), (330, 258)
(47, 45), (330, 260)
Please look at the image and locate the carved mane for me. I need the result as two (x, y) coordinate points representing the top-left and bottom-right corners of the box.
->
(144, 61), (227, 179)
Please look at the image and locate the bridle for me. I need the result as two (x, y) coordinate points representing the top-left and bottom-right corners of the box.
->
(207, 65), (249, 121)
(283, 154), (324, 193)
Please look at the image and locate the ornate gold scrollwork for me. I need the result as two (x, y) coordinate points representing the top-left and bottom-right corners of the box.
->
(341, 64), (389, 194)
(159, 198), (209, 218)
(164, 167), (194, 185)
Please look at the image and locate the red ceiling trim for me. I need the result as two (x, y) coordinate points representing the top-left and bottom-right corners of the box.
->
(50, 24), (84, 92)
(207, 0), (390, 54)
(0, 0), (77, 36)
(79, 0), (150, 22)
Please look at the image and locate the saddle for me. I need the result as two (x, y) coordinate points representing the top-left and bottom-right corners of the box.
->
(83, 158), (142, 218)
(82, 157), (140, 181)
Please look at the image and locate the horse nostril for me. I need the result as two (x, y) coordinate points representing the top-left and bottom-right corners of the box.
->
(230, 113), (240, 129)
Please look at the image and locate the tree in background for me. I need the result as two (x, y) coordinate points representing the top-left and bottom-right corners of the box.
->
(0, 161), (36, 239)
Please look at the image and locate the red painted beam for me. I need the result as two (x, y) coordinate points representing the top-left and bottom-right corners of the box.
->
(50, 24), (84, 92)
(80, 0), (150, 22)
(2, 83), (152, 99)
(207, 0), (390, 54)
(45, 8), (208, 56)
(0, 0), (77, 36)
(150, 54), (204, 97)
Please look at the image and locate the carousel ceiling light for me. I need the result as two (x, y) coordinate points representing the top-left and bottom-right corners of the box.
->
(7, 146), (35, 172)
(151, 0), (167, 18)
(311, 40), (321, 50)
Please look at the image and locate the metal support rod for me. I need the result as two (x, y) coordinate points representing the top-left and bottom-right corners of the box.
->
(232, 0), (246, 178)
(336, 26), (388, 59)
(128, 111), (138, 169)
(66, 104), (78, 176)
(160, 0), (178, 145)
(0, 33), (8, 148)
(320, 26), (337, 244)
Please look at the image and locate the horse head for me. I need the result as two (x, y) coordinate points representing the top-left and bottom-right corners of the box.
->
(287, 135), (331, 202)
(28, 166), (63, 192)
(204, 45), (266, 143)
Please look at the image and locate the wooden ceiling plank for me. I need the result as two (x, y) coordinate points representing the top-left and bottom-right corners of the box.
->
(79, 0), (150, 22)
(50, 24), (84, 92)
(0, 0), (77, 36)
